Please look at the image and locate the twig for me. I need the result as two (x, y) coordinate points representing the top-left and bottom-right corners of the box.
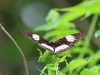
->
(0, 23), (29, 75)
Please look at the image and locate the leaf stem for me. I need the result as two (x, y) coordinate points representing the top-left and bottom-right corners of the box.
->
(78, 14), (99, 58)
(0, 23), (29, 75)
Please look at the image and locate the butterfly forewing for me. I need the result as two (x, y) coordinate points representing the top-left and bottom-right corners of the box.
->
(22, 30), (85, 53)
(54, 32), (85, 53)
(22, 30), (54, 52)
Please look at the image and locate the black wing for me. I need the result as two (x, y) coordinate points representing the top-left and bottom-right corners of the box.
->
(22, 30), (54, 52)
(54, 32), (85, 53)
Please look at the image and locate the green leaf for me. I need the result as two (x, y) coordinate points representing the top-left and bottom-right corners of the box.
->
(38, 49), (43, 56)
(43, 31), (57, 39)
(47, 64), (55, 70)
(68, 58), (89, 71)
(95, 30), (100, 38)
(84, 11), (92, 18)
(59, 71), (66, 75)
(57, 0), (100, 13)
(55, 0), (100, 24)
(98, 65), (100, 74)
(59, 55), (67, 63)
(35, 0), (100, 32)
(79, 69), (100, 75)
(88, 51), (100, 67)
(46, 9), (60, 23)
(34, 23), (58, 31)
(38, 50), (46, 62)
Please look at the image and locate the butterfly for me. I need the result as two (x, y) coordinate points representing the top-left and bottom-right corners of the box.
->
(22, 30), (85, 53)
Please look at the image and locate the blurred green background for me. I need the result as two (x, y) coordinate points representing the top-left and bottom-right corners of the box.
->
(0, 0), (100, 75)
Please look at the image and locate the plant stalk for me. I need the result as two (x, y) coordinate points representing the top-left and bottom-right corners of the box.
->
(78, 14), (99, 58)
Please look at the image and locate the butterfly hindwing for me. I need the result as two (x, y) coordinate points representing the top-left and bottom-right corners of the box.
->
(54, 32), (85, 53)
(22, 30), (54, 52)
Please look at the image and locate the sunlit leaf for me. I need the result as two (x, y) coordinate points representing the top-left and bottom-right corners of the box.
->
(68, 58), (90, 71)
(95, 30), (100, 38)
(47, 64), (55, 70)
(79, 69), (100, 75)
(59, 71), (66, 75)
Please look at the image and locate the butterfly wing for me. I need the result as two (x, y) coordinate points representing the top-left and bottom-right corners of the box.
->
(22, 30), (54, 52)
(54, 32), (85, 53)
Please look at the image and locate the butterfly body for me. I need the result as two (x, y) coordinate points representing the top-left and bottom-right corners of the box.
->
(22, 30), (85, 53)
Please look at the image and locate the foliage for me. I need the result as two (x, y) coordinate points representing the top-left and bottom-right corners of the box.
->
(31, 0), (100, 75)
